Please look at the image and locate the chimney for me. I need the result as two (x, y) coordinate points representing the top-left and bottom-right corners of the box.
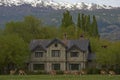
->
(64, 33), (67, 39)
(101, 45), (108, 48)
(79, 34), (84, 40)
(63, 33), (68, 45)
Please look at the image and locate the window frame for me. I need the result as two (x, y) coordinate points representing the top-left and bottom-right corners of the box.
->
(69, 64), (80, 70)
(52, 63), (60, 70)
(35, 51), (44, 57)
(51, 50), (60, 57)
(33, 64), (45, 70)
(70, 51), (79, 57)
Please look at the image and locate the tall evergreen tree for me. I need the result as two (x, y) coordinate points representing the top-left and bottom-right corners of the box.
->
(77, 13), (81, 28)
(81, 13), (85, 31)
(91, 15), (99, 37)
(84, 15), (88, 32)
(61, 10), (74, 27)
(85, 15), (91, 34)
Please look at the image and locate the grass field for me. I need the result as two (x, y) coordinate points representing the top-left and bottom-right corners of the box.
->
(0, 75), (120, 80)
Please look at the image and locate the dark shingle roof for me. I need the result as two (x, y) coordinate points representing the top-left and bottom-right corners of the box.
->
(30, 38), (89, 52)
(46, 38), (66, 48)
(30, 39), (51, 51)
(67, 39), (89, 51)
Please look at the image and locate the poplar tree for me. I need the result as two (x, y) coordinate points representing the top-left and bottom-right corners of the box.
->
(81, 13), (85, 31)
(77, 13), (81, 28)
(91, 15), (99, 37)
(61, 10), (74, 27)
(85, 15), (91, 32)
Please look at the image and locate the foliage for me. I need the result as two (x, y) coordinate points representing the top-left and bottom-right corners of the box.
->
(87, 68), (100, 74)
(77, 13), (99, 37)
(0, 34), (29, 68)
(56, 70), (64, 74)
(90, 38), (120, 70)
(61, 10), (74, 27)
(4, 16), (42, 43)
(77, 13), (81, 28)
(39, 26), (59, 39)
(0, 28), (3, 36)
(27, 71), (48, 75)
(91, 15), (99, 37)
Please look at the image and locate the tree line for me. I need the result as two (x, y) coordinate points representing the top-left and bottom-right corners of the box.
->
(0, 11), (120, 74)
(61, 11), (99, 38)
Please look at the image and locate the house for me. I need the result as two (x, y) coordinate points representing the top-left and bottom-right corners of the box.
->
(28, 37), (93, 72)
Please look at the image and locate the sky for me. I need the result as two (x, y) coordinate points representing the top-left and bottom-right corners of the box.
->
(53, 0), (120, 7)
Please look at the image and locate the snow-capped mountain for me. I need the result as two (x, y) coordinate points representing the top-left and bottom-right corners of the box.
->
(0, 0), (116, 10)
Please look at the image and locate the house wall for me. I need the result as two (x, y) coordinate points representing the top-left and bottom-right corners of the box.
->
(67, 49), (88, 69)
(31, 51), (47, 62)
(29, 61), (46, 72)
(67, 49), (85, 61)
(29, 40), (90, 72)
(46, 43), (66, 62)
(67, 62), (85, 70)
(29, 42), (66, 72)
(46, 62), (66, 72)
(46, 43), (66, 71)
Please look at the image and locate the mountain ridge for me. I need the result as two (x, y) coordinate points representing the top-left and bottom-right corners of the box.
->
(0, 0), (118, 10)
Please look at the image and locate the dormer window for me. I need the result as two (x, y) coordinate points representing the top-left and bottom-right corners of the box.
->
(70, 52), (79, 57)
(35, 51), (43, 57)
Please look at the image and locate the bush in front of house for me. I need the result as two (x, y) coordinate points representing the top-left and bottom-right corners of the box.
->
(27, 70), (48, 75)
(87, 68), (100, 74)
(56, 70), (64, 75)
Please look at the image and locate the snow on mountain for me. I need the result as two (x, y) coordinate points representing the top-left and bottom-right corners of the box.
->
(0, 0), (116, 10)
(0, 0), (25, 6)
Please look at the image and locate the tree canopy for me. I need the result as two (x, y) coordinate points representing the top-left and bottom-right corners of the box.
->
(0, 34), (28, 73)
(61, 10), (74, 27)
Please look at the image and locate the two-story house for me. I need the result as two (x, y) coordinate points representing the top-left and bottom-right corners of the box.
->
(28, 37), (93, 72)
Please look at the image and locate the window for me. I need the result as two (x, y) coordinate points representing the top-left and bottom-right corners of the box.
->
(70, 52), (79, 57)
(51, 50), (60, 57)
(33, 64), (44, 70)
(35, 51), (43, 57)
(55, 43), (58, 47)
(52, 64), (60, 70)
(69, 64), (80, 70)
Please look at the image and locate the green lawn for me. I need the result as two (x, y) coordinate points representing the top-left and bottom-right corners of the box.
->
(0, 75), (120, 80)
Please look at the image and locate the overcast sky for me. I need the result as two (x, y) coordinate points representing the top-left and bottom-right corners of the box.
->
(53, 0), (120, 7)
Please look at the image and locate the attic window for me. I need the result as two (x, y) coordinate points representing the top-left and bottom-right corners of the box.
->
(70, 52), (79, 57)
(35, 51), (43, 57)
(55, 43), (58, 47)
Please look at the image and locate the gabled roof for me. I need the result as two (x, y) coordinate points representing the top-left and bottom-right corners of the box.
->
(30, 38), (66, 51)
(67, 39), (89, 51)
(30, 39), (51, 51)
(67, 44), (82, 52)
(46, 38), (66, 48)
(30, 38), (90, 52)
(32, 44), (46, 52)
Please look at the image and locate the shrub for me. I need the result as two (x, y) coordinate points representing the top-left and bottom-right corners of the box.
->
(56, 70), (64, 75)
(27, 70), (48, 75)
(87, 68), (100, 74)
